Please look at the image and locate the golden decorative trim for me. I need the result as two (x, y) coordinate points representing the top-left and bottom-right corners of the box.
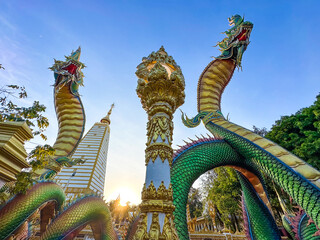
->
(136, 47), (185, 116)
(139, 200), (175, 213)
(137, 78), (185, 116)
(149, 213), (160, 239)
(141, 181), (173, 201)
(133, 213), (147, 240)
(145, 143), (173, 165)
(140, 181), (175, 213)
(147, 116), (173, 145)
(100, 103), (114, 124)
(161, 213), (178, 239)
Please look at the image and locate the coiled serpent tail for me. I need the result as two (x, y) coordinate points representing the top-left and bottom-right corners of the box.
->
(237, 172), (281, 239)
(0, 181), (65, 239)
(171, 136), (278, 239)
(41, 196), (118, 240)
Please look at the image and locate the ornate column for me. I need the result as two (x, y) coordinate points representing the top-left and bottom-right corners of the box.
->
(134, 46), (185, 239)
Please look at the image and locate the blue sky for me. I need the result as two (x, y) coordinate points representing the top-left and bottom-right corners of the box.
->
(1, 0), (319, 204)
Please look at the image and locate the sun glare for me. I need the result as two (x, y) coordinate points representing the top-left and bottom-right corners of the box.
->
(109, 187), (139, 206)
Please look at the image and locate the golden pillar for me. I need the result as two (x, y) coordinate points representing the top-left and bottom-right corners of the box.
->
(134, 46), (185, 239)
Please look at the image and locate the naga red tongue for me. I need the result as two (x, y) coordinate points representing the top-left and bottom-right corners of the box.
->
(237, 29), (247, 41)
(62, 63), (77, 75)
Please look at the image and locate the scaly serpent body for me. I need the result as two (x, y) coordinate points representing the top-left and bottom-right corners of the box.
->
(197, 55), (320, 190)
(0, 181), (65, 239)
(277, 190), (319, 239)
(182, 57), (320, 239)
(237, 173), (281, 239)
(180, 15), (320, 239)
(41, 196), (118, 240)
(0, 182), (117, 240)
(202, 119), (320, 229)
(171, 137), (279, 239)
(282, 211), (319, 240)
(52, 80), (85, 158)
(36, 47), (86, 179)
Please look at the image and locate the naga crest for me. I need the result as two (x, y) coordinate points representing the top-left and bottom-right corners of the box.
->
(49, 47), (86, 95)
(216, 14), (253, 68)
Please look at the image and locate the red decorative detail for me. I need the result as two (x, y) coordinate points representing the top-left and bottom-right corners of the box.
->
(62, 64), (77, 75)
(237, 29), (247, 41)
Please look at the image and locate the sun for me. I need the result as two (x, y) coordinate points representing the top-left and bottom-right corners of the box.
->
(109, 187), (140, 206)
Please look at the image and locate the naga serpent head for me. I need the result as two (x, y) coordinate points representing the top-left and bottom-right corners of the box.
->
(49, 47), (86, 95)
(216, 14), (253, 69)
(228, 14), (243, 28)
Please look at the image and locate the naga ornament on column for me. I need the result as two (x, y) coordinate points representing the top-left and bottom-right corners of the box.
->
(134, 46), (185, 239)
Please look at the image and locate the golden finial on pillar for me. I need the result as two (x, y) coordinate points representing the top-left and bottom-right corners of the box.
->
(133, 46), (185, 240)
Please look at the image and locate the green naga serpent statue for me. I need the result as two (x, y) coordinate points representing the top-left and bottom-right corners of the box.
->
(0, 48), (118, 240)
(2, 15), (320, 240)
(172, 15), (320, 239)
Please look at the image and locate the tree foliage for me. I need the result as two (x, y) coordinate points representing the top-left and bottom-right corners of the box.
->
(188, 187), (203, 218)
(265, 93), (320, 170)
(107, 198), (139, 225)
(0, 84), (49, 140)
(0, 67), (52, 195)
(11, 144), (55, 194)
(202, 167), (242, 232)
(252, 125), (268, 137)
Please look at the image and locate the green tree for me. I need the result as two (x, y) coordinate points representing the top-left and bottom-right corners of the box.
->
(252, 125), (268, 137)
(202, 167), (242, 232)
(265, 93), (320, 170)
(188, 187), (203, 218)
(107, 198), (139, 225)
(0, 84), (49, 140)
(12, 144), (55, 194)
(0, 66), (52, 195)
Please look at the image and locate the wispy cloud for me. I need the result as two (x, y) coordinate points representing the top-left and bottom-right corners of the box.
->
(0, 14), (16, 31)
(0, 35), (32, 86)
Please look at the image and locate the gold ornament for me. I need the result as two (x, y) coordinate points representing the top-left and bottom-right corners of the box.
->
(147, 116), (173, 145)
(161, 214), (178, 240)
(145, 144), (173, 165)
(149, 213), (160, 240)
(141, 181), (173, 201)
(133, 213), (148, 240)
(136, 47), (185, 116)
(141, 181), (157, 200)
(134, 46), (184, 239)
